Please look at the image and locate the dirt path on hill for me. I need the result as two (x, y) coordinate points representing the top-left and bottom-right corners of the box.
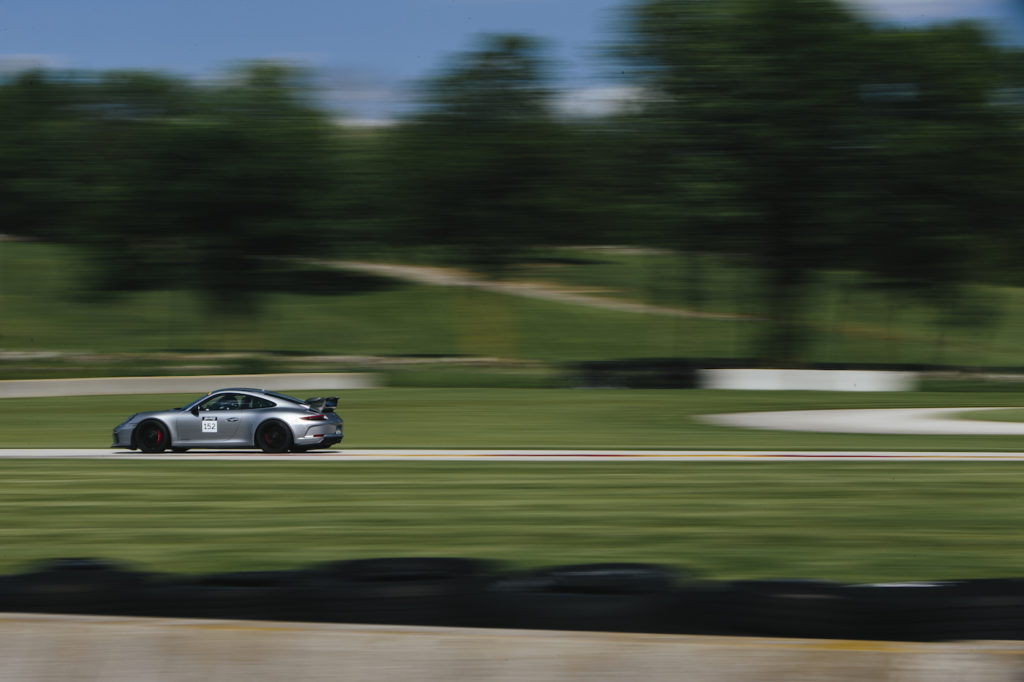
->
(323, 260), (751, 321)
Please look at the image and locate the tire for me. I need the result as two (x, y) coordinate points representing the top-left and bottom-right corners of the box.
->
(720, 579), (856, 639)
(483, 563), (685, 633)
(5, 558), (155, 617)
(303, 557), (493, 626)
(136, 421), (170, 453)
(142, 570), (311, 621)
(256, 421), (292, 453)
(849, 579), (1024, 641)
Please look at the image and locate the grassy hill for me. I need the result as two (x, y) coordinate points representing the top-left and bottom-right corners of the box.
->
(3, 240), (1023, 379)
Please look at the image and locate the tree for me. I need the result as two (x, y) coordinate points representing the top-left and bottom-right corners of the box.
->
(74, 64), (345, 317)
(388, 34), (571, 275)
(615, 0), (873, 361)
(0, 70), (86, 241)
(615, 0), (1022, 363)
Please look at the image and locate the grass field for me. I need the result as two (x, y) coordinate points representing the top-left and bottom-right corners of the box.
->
(2, 387), (1024, 577)
(509, 247), (1024, 368)
(3, 459), (1024, 582)
(3, 388), (1024, 581)
(959, 407), (1024, 423)
(6, 241), (1024, 373)
(0, 242), (745, 364)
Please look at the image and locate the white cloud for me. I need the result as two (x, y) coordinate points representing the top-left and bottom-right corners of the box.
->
(335, 117), (400, 129)
(554, 85), (644, 117)
(317, 67), (416, 121)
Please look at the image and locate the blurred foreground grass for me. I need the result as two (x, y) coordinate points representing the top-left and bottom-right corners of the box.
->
(1, 460), (1023, 581)
(3, 388), (1024, 450)
(4, 390), (1024, 581)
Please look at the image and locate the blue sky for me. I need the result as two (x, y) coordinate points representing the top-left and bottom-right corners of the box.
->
(4, 0), (1023, 122)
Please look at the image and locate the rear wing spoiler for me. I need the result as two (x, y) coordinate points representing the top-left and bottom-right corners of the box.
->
(303, 396), (339, 413)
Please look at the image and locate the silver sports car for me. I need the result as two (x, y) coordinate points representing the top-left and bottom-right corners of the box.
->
(111, 387), (344, 453)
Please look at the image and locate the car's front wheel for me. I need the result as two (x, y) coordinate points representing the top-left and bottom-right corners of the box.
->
(256, 421), (292, 453)
(136, 421), (170, 453)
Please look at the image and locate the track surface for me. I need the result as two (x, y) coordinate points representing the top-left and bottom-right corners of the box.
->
(700, 407), (1024, 434)
(3, 448), (1024, 461)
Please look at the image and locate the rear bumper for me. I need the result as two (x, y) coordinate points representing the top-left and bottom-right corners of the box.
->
(294, 422), (343, 447)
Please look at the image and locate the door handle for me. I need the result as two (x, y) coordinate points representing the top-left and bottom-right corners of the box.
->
(227, 417), (239, 422)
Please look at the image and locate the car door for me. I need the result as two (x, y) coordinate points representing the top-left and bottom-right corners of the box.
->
(233, 394), (277, 444)
(175, 393), (243, 445)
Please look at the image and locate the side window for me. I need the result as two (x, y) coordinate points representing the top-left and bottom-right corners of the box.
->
(238, 395), (274, 410)
(199, 394), (243, 411)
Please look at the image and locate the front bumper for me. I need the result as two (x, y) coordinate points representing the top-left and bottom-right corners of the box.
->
(111, 424), (137, 449)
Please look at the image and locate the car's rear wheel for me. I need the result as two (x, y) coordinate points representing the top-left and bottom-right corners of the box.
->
(256, 421), (292, 453)
(136, 421), (169, 453)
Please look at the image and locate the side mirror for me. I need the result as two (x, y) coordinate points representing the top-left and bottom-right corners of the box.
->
(190, 407), (200, 417)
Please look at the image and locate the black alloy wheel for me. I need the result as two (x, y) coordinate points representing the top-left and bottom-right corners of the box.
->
(256, 421), (292, 453)
(136, 421), (170, 453)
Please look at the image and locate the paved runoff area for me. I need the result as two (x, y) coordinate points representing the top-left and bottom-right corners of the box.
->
(6, 613), (1024, 682)
(700, 407), (1024, 435)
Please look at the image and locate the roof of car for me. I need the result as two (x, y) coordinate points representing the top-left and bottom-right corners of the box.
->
(209, 387), (305, 404)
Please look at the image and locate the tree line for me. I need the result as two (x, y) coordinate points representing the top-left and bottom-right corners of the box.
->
(3, 0), (1023, 361)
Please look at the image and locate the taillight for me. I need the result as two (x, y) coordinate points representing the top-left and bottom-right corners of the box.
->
(301, 414), (327, 421)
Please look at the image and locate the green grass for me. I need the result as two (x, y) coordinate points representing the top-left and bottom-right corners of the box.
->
(958, 407), (1024, 423)
(0, 242), (742, 363)
(7, 241), (1024, 370)
(2, 460), (1024, 581)
(4, 388), (1024, 450)
(4, 388), (1024, 581)
(511, 246), (1024, 367)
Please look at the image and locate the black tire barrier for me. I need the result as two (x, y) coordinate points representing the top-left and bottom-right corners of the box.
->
(479, 563), (699, 634)
(570, 359), (704, 389)
(7, 558), (1024, 641)
(0, 558), (158, 617)
(706, 579), (859, 640)
(567, 358), (955, 390)
(291, 557), (495, 627)
(131, 570), (317, 622)
(848, 580), (1024, 641)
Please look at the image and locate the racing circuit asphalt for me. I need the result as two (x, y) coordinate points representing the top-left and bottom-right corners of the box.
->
(7, 407), (1024, 461)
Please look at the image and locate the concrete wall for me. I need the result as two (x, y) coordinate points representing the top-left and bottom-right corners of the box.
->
(0, 614), (1021, 682)
(0, 373), (378, 398)
(699, 369), (917, 392)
